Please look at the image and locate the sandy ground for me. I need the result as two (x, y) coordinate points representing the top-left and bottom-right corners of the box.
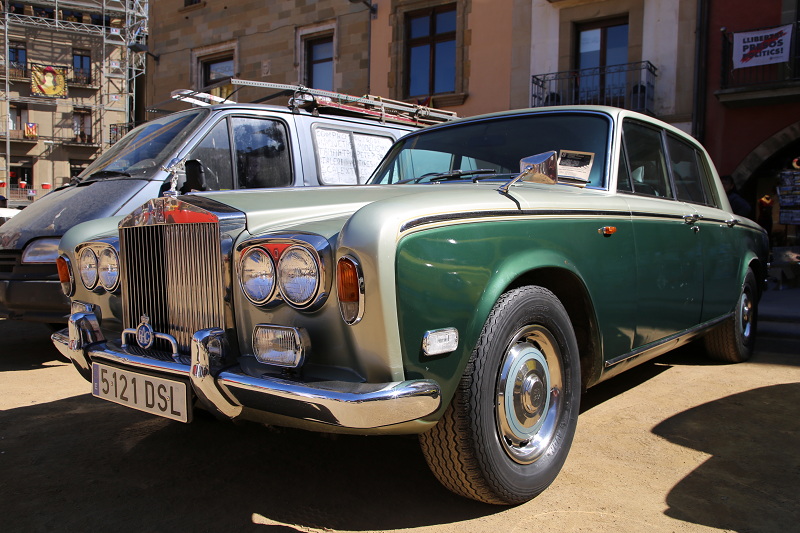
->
(1, 319), (798, 532)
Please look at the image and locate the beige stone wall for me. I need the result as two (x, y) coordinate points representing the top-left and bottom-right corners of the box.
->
(148, 0), (373, 113)
(2, 26), (125, 196)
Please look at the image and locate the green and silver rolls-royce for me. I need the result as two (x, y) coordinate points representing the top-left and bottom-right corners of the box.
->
(52, 106), (767, 505)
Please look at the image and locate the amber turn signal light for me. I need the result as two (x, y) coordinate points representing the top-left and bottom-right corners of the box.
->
(337, 256), (363, 325)
(598, 226), (617, 236)
(56, 255), (74, 296)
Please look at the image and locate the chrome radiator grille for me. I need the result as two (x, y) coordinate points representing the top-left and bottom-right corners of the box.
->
(120, 222), (225, 353)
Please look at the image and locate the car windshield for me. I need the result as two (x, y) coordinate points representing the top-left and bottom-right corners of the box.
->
(78, 109), (210, 181)
(369, 112), (611, 188)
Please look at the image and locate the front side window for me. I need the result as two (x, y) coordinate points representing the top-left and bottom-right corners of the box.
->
(203, 57), (234, 100)
(666, 135), (706, 205)
(371, 113), (611, 188)
(307, 36), (334, 91)
(81, 109), (209, 179)
(622, 121), (673, 198)
(189, 119), (234, 190)
(406, 5), (456, 97)
(231, 117), (292, 189)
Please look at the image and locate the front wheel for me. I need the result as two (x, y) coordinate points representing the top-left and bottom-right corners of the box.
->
(419, 286), (581, 504)
(704, 268), (758, 363)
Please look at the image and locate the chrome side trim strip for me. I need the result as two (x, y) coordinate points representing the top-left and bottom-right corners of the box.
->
(400, 209), (628, 233)
(217, 371), (441, 429)
(604, 313), (733, 368)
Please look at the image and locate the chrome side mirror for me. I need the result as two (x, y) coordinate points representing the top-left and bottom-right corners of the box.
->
(498, 151), (558, 193)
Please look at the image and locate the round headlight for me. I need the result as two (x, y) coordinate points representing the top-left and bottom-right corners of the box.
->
(240, 247), (275, 304)
(98, 247), (120, 291)
(278, 246), (319, 307)
(79, 248), (98, 289)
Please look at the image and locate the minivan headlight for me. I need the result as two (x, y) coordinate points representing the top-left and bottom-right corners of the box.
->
(21, 238), (60, 264)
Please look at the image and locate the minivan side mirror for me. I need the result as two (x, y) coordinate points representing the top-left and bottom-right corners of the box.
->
(181, 159), (209, 193)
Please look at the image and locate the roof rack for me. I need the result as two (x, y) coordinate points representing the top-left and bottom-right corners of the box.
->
(148, 78), (458, 126)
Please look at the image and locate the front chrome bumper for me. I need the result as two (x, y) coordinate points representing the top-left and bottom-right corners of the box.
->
(53, 312), (442, 430)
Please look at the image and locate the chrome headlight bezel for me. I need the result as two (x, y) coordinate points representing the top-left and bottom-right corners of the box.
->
(78, 247), (98, 290)
(75, 239), (121, 293)
(235, 233), (331, 312)
(21, 238), (61, 264)
(239, 246), (276, 305)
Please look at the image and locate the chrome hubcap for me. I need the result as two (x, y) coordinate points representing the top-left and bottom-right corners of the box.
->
(496, 325), (564, 464)
(739, 291), (752, 342)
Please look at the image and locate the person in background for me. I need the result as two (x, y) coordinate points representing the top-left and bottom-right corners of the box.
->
(720, 175), (752, 218)
(0, 195), (7, 209)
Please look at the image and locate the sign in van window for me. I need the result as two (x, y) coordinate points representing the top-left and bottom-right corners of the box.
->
(353, 134), (393, 183)
(315, 128), (394, 185)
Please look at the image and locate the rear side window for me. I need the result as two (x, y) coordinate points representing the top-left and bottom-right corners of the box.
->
(231, 117), (292, 189)
(314, 128), (394, 185)
(666, 135), (706, 205)
(623, 121), (673, 199)
(189, 119), (234, 190)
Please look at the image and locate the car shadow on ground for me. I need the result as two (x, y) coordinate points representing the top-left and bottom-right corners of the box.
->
(0, 319), (67, 371)
(0, 394), (502, 532)
(652, 382), (800, 532)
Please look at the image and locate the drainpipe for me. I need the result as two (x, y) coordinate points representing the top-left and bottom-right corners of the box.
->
(692, 0), (709, 142)
(4, 6), (10, 200)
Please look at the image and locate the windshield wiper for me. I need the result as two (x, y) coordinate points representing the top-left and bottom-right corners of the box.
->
(395, 169), (498, 185)
(80, 169), (132, 182)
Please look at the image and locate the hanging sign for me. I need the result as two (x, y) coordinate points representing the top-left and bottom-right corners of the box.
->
(733, 24), (793, 69)
(30, 65), (68, 98)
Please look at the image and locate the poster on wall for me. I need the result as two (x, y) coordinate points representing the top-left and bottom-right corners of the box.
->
(30, 65), (68, 98)
(733, 24), (793, 69)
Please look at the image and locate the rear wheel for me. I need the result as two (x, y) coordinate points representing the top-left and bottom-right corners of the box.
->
(704, 268), (758, 363)
(419, 286), (581, 504)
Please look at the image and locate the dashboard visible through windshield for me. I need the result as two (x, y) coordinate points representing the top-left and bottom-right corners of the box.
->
(369, 112), (611, 188)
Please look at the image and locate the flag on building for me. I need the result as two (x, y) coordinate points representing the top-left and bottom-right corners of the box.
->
(733, 24), (794, 69)
(30, 65), (68, 98)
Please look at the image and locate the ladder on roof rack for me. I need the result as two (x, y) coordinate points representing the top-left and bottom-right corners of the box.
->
(158, 78), (458, 126)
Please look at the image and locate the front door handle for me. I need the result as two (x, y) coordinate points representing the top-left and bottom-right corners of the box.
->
(726, 218), (739, 228)
(683, 214), (698, 224)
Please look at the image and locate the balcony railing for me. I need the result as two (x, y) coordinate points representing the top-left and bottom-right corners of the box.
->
(720, 22), (800, 89)
(0, 124), (38, 141)
(532, 61), (657, 115)
(109, 122), (144, 144)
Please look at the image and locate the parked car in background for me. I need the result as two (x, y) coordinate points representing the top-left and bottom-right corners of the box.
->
(53, 106), (767, 504)
(0, 82), (452, 326)
(0, 207), (20, 226)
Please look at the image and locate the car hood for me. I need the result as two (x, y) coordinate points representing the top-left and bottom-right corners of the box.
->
(0, 179), (150, 250)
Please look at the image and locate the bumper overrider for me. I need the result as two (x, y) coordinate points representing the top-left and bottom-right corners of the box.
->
(52, 312), (442, 430)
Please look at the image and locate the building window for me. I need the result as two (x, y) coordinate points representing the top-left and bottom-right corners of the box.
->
(202, 57), (234, 100)
(306, 36), (334, 91)
(73, 49), (91, 85)
(62, 9), (83, 22)
(405, 5), (457, 98)
(185, 0), (202, 6)
(9, 42), (26, 78)
(73, 109), (92, 143)
(575, 18), (629, 102)
(8, 105), (27, 131)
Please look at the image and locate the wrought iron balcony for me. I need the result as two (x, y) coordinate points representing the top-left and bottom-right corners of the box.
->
(109, 122), (145, 144)
(531, 61), (657, 115)
(720, 22), (800, 89)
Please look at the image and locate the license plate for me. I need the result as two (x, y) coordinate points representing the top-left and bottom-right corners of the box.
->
(92, 362), (190, 423)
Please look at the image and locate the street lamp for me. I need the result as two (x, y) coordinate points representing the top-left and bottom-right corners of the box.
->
(127, 43), (160, 64)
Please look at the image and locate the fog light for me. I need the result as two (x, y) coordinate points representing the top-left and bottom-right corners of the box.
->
(252, 325), (310, 368)
(422, 327), (459, 356)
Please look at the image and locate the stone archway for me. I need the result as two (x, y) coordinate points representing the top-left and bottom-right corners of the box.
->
(731, 120), (800, 189)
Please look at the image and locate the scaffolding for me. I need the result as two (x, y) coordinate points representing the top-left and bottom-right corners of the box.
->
(0, 0), (149, 200)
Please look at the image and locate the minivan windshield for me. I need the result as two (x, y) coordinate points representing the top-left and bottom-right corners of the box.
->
(78, 109), (210, 181)
(369, 112), (611, 188)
